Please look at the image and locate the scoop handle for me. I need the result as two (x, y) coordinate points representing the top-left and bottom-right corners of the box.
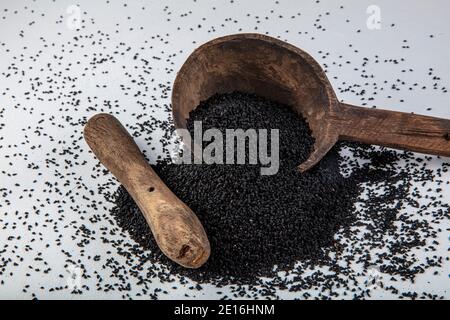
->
(83, 113), (210, 268)
(336, 103), (450, 157)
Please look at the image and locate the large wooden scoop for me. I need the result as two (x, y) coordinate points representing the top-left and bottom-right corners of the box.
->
(172, 33), (450, 171)
(84, 113), (210, 268)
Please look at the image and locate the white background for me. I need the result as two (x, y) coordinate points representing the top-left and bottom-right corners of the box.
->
(0, 0), (449, 299)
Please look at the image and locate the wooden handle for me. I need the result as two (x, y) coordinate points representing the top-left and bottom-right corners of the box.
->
(335, 103), (450, 157)
(83, 113), (210, 268)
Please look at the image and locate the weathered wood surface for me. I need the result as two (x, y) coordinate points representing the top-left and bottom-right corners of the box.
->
(84, 113), (210, 268)
(171, 33), (450, 172)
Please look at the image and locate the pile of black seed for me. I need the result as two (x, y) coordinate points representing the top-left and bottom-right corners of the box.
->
(111, 92), (365, 283)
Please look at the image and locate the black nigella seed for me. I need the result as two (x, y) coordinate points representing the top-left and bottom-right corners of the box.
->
(108, 92), (448, 299)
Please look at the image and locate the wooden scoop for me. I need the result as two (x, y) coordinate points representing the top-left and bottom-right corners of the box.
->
(84, 113), (210, 268)
(171, 33), (450, 171)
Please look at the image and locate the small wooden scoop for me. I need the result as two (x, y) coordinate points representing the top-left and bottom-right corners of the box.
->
(171, 33), (450, 171)
(84, 113), (210, 268)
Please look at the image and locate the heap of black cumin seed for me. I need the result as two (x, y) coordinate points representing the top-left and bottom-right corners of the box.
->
(110, 92), (375, 282)
(106, 92), (448, 299)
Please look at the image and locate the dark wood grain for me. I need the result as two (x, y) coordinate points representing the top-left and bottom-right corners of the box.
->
(171, 33), (450, 172)
(335, 103), (450, 156)
(84, 113), (210, 268)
